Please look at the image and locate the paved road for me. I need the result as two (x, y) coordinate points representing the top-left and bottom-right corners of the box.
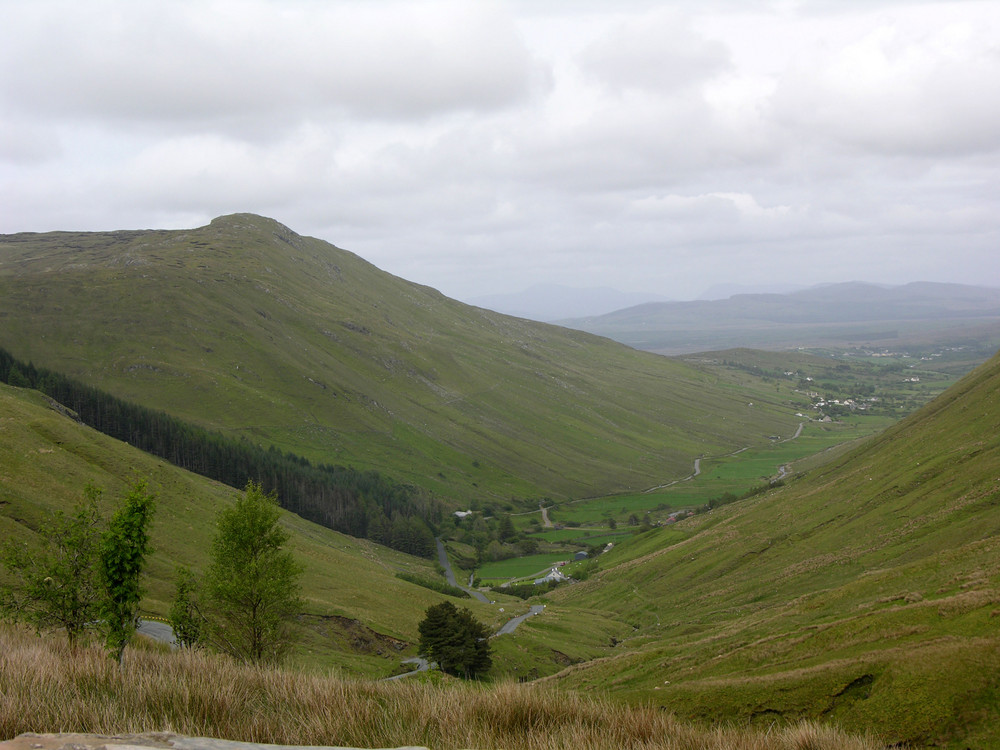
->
(436, 537), (489, 603)
(381, 657), (431, 681)
(437, 536), (459, 587)
(494, 605), (544, 637)
(772, 422), (806, 481)
(781, 421), (805, 442)
(137, 619), (177, 647)
(644, 457), (702, 493)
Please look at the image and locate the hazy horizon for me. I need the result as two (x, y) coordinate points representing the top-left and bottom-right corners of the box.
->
(463, 278), (1000, 322)
(2, 1), (999, 301)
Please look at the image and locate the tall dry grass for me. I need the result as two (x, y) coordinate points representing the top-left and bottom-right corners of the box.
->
(0, 624), (879, 750)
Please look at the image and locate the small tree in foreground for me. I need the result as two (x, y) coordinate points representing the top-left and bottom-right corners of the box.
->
(168, 566), (203, 648)
(1, 480), (155, 659)
(100, 480), (155, 663)
(418, 600), (492, 679)
(203, 481), (303, 664)
(0, 485), (104, 647)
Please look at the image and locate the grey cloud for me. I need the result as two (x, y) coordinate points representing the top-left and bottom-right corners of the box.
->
(0, 118), (61, 164)
(769, 23), (1000, 157)
(1, 1), (998, 302)
(504, 94), (774, 196)
(579, 8), (732, 94)
(0, 1), (545, 129)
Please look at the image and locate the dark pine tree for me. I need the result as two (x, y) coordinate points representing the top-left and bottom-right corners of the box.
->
(417, 601), (492, 679)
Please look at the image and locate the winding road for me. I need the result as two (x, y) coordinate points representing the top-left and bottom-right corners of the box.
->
(386, 542), (544, 680)
(381, 657), (430, 681)
(643, 456), (703, 493)
(436, 537), (489, 603)
(642, 421), (806, 494)
(139, 564), (540, 683)
(771, 422), (806, 482)
(383, 602), (544, 681)
(782, 421), (805, 443)
(494, 605), (544, 637)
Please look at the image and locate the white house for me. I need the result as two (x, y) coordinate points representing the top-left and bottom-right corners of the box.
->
(534, 567), (569, 585)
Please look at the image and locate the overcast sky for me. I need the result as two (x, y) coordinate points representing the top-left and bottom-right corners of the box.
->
(2, 0), (998, 301)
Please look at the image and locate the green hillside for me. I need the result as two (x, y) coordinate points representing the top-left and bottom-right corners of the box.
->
(0, 382), (477, 673)
(0, 214), (799, 502)
(545, 351), (1000, 747)
(3, 216), (998, 745)
(0, 380), (633, 680)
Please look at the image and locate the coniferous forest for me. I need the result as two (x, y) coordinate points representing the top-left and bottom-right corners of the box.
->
(0, 347), (440, 557)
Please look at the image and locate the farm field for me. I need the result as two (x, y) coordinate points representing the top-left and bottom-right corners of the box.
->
(528, 528), (629, 547)
(477, 356), (963, 606)
(476, 552), (577, 582)
(539, 415), (896, 528)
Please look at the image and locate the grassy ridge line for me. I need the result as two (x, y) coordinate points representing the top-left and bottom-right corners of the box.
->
(0, 623), (880, 750)
(547, 351), (1000, 746)
(0, 214), (801, 501)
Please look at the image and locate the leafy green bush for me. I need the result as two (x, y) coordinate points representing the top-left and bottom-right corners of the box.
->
(395, 572), (469, 599)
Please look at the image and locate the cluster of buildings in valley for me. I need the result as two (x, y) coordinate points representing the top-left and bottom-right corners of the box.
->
(803, 394), (880, 414)
(844, 345), (970, 360)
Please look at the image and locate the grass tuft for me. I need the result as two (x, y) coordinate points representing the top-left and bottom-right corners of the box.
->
(0, 624), (878, 750)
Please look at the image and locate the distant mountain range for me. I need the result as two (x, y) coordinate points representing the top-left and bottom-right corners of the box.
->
(559, 281), (1000, 354)
(466, 282), (816, 322)
(466, 283), (672, 322)
(695, 282), (808, 300)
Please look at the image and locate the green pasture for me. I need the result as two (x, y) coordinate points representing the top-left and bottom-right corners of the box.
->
(526, 527), (627, 545)
(550, 416), (895, 525)
(555, 532), (630, 548)
(525, 527), (587, 542)
(476, 552), (573, 581)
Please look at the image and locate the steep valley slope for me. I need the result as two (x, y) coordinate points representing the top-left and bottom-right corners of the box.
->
(0, 214), (799, 502)
(544, 350), (1000, 747)
(0, 381), (621, 677)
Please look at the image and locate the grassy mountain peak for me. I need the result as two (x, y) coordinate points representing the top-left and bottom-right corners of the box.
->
(0, 214), (800, 502)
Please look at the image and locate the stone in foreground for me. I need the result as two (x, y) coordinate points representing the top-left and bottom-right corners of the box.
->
(1, 735), (428, 750)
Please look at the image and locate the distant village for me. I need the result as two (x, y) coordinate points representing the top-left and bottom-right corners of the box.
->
(782, 346), (963, 419)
